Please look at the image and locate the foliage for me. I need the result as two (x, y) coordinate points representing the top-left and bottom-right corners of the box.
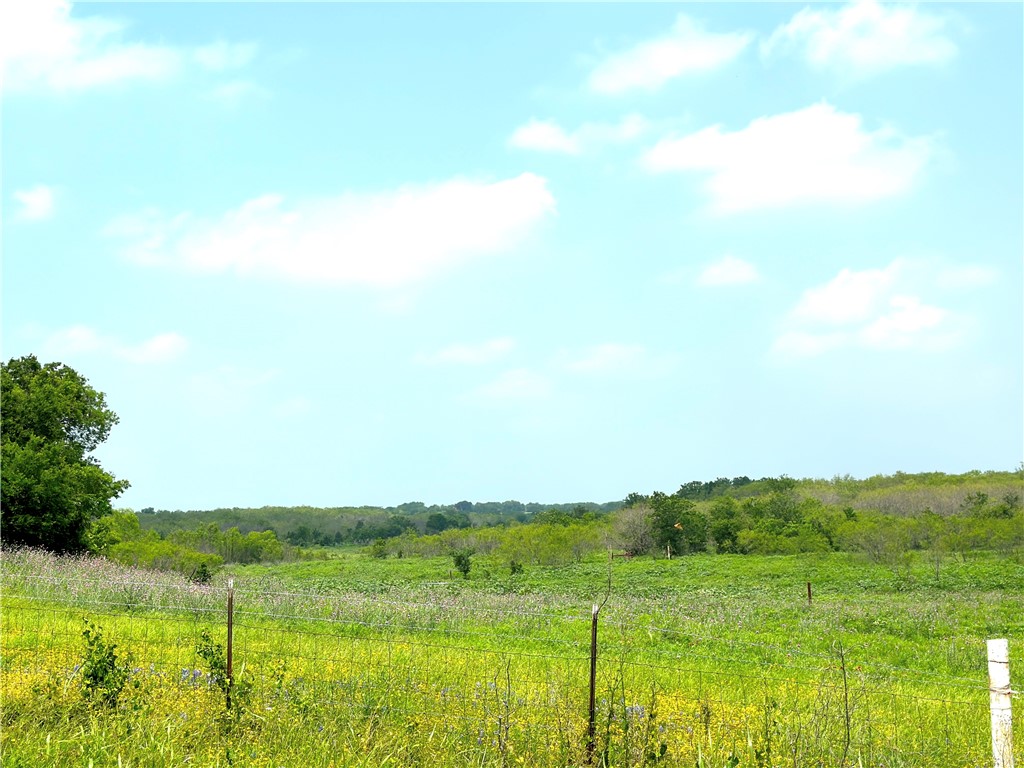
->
(1, 355), (128, 552)
(169, 523), (286, 564)
(106, 532), (224, 580)
(613, 503), (655, 556)
(2, 546), (1021, 767)
(191, 562), (213, 584)
(196, 629), (230, 696)
(80, 621), (133, 707)
(452, 549), (473, 579)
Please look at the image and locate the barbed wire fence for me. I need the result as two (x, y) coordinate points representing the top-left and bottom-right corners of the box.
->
(2, 570), (1018, 767)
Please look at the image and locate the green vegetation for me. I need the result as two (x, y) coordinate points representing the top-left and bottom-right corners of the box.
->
(92, 467), (1023, 591)
(2, 357), (1020, 765)
(79, 620), (134, 708)
(1, 355), (128, 552)
(124, 468), (1022, 566)
(2, 547), (1021, 766)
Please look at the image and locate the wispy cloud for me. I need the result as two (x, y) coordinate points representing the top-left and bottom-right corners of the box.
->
(763, 0), (958, 79)
(204, 80), (270, 108)
(186, 366), (279, 414)
(509, 115), (648, 156)
(1, 0), (258, 93)
(696, 255), (759, 286)
(588, 14), (752, 95)
(274, 396), (313, 420)
(417, 338), (516, 365)
(471, 369), (552, 404)
(13, 184), (56, 221)
(774, 261), (966, 357)
(41, 326), (188, 364)
(509, 120), (579, 155)
(107, 174), (555, 286)
(563, 344), (677, 377)
(643, 103), (935, 214)
(935, 264), (998, 290)
(791, 262), (900, 325)
(193, 41), (258, 72)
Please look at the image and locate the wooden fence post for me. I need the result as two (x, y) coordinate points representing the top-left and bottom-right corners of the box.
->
(586, 603), (599, 764)
(807, 581), (812, 606)
(988, 638), (1014, 768)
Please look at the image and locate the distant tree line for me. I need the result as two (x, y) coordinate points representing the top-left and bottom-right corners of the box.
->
(367, 470), (1023, 569)
(90, 511), (296, 582)
(134, 500), (619, 547)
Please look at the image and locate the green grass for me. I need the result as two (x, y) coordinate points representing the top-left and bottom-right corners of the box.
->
(2, 547), (1021, 767)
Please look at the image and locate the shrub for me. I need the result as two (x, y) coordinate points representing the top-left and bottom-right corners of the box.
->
(80, 621), (133, 707)
(452, 549), (473, 579)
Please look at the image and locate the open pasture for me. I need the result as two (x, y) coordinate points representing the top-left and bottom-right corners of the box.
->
(2, 547), (1021, 767)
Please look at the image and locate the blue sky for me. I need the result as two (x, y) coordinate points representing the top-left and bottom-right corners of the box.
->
(3, 1), (1021, 510)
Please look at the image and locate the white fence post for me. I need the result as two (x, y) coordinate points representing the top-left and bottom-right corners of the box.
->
(988, 638), (1014, 768)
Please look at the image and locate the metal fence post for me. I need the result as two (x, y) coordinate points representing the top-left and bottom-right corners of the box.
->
(227, 578), (235, 708)
(586, 603), (599, 764)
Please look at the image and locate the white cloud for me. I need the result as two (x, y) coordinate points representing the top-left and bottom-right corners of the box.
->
(472, 369), (551, 404)
(697, 255), (759, 286)
(774, 261), (963, 357)
(858, 295), (949, 350)
(109, 174), (556, 286)
(763, 0), (958, 79)
(13, 185), (56, 221)
(772, 331), (847, 357)
(509, 120), (579, 154)
(508, 115), (648, 155)
(1, 0), (180, 91)
(0, 0), (257, 93)
(42, 326), (188, 364)
(418, 338), (516, 365)
(791, 262), (900, 325)
(205, 80), (270, 108)
(643, 103), (934, 213)
(122, 332), (189, 364)
(935, 264), (998, 289)
(194, 41), (258, 72)
(589, 14), (753, 94)
(564, 344), (676, 377)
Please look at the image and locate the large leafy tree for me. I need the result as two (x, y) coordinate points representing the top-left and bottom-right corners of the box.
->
(1, 355), (129, 552)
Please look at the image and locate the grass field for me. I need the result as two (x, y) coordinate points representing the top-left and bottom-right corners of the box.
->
(2, 546), (1021, 767)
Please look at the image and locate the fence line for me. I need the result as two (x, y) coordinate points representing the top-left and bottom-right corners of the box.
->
(4, 580), (997, 688)
(1, 575), (1014, 767)
(5, 574), (995, 687)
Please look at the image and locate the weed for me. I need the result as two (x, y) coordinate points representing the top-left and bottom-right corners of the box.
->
(80, 621), (133, 707)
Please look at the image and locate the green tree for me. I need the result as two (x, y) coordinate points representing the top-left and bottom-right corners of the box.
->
(1, 355), (128, 552)
(452, 548), (473, 578)
(650, 493), (707, 555)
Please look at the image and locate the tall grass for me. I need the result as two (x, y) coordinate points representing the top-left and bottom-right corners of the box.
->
(2, 547), (1020, 766)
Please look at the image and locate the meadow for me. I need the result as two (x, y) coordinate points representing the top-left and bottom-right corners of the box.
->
(2, 546), (1021, 767)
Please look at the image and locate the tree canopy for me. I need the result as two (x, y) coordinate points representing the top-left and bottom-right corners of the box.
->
(1, 355), (128, 552)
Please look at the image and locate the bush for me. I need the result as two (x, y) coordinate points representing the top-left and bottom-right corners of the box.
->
(80, 621), (133, 707)
(452, 549), (473, 579)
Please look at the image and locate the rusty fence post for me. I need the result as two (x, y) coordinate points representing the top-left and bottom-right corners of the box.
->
(586, 603), (599, 764)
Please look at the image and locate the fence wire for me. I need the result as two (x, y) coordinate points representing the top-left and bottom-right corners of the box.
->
(1, 573), (1016, 768)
